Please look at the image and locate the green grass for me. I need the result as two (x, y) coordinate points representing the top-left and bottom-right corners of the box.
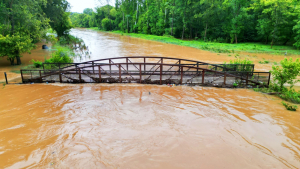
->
(88, 27), (300, 55)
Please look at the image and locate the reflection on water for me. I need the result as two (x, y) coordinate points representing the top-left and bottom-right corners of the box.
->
(0, 84), (299, 168)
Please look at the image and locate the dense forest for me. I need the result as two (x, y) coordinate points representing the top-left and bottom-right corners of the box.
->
(0, 0), (73, 65)
(70, 0), (300, 49)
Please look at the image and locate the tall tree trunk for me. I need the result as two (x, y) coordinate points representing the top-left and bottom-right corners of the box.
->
(171, 12), (174, 36)
(123, 12), (125, 31)
(16, 56), (21, 65)
(127, 17), (129, 32)
(9, 58), (15, 65)
(189, 22), (192, 40)
(204, 23), (207, 41)
(271, 38), (274, 49)
(235, 33), (237, 44)
(171, 0), (175, 36)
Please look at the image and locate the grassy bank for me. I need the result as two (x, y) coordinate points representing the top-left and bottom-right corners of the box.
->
(88, 27), (300, 55)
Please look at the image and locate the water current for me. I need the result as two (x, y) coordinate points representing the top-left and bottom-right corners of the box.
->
(0, 29), (300, 168)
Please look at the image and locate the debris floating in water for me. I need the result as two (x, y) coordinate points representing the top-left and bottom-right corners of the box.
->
(149, 92), (151, 95)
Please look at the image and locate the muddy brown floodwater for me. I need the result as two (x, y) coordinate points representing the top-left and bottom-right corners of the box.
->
(1, 28), (300, 168)
(1, 84), (300, 168)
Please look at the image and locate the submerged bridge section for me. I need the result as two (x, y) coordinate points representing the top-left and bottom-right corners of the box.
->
(20, 56), (270, 88)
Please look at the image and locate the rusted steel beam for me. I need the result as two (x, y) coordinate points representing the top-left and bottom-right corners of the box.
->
(144, 58), (146, 72)
(267, 72), (271, 86)
(92, 61), (95, 74)
(119, 64), (122, 83)
(79, 68), (82, 82)
(246, 72), (249, 86)
(202, 70), (205, 84)
(20, 70), (24, 83)
(39, 70), (42, 83)
(160, 64), (163, 85)
(59, 73), (62, 83)
(109, 59), (112, 76)
(139, 63), (142, 83)
(126, 58), (128, 71)
(98, 66), (101, 83)
(181, 66), (183, 85)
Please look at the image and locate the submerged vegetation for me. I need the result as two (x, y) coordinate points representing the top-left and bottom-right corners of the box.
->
(254, 58), (300, 111)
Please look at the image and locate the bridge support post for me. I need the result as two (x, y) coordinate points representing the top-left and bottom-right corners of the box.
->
(119, 64), (122, 83)
(20, 70), (24, 83)
(197, 62), (199, 74)
(109, 59), (112, 77)
(267, 72), (271, 87)
(92, 61), (95, 74)
(139, 63), (142, 83)
(246, 72), (249, 87)
(4, 72), (8, 84)
(181, 66), (183, 85)
(79, 68), (81, 82)
(160, 58), (163, 85)
(98, 66), (101, 83)
(224, 74), (226, 85)
(144, 58), (146, 72)
(202, 70), (205, 84)
(39, 70), (42, 83)
(126, 58), (128, 71)
(59, 73), (62, 83)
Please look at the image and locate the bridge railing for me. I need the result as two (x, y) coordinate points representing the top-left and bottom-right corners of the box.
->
(21, 62), (269, 87)
(42, 56), (255, 73)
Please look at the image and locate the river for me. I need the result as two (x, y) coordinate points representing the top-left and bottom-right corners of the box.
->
(0, 28), (300, 168)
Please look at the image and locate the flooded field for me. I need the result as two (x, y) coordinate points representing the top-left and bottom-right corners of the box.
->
(1, 28), (300, 168)
(1, 84), (300, 168)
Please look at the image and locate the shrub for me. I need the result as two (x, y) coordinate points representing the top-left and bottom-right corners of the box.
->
(31, 59), (43, 68)
(271, 58), (300, 91)
(282, 101), (298, 111)
(102, 18), (110, 31)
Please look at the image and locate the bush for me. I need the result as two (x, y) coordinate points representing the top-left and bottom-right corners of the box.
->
(282, 101), (298, 111)
(102, 18), (110, 31)
(278, 89), (300, 104)
(271, 58), (300, 91)
(44, 46), (74, 69)
(31, 59), (43, 68)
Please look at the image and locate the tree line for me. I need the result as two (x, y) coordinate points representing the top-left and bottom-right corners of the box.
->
(71, 0), (300, 49)
(0, 0), (73, 65)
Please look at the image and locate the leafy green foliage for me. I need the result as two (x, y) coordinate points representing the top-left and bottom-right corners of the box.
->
(42, 0), (73, 37)
(75, 0), (300, 50)
(31, 59), (43, 68)
(271, 58), (300, 91)
(102, 18), (111, 31)
(282, 101), (298, 111)
(0, 33), (35, 65)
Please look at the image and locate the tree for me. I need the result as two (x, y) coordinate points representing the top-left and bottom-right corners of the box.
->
(42, 0), (73, 37)
(83, 8), (93, 15)
(0, 0), (49, 65)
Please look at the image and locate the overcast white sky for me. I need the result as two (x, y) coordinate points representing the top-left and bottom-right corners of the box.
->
(67, 0), (115, 13)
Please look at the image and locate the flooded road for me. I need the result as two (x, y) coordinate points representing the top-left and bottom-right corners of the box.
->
(1, 84), (300, 168)
(1, 28), (300, 168)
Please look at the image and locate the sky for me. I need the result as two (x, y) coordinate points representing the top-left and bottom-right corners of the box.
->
(67, 0), (115, 13)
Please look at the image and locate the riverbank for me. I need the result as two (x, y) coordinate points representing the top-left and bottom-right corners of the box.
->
(88, 27), (300, 56)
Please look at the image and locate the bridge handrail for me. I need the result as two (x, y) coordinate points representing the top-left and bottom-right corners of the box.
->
(22, 62), (269, 86)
